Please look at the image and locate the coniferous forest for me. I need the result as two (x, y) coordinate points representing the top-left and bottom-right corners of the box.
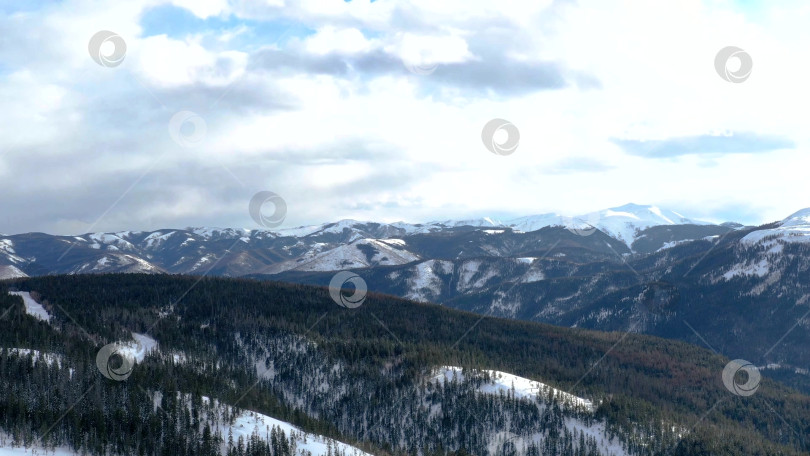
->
(1, 274), (809, 455)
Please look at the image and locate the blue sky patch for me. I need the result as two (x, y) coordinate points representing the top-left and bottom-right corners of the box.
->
(612, 132), (795, 158)
(139, 4), (313, 49)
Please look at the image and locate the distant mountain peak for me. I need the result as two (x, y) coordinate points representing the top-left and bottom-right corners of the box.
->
(603, 203), (691, 223)
(611, 202), (648, 210)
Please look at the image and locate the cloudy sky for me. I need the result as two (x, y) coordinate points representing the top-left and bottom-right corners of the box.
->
(0, 0), (807, 234)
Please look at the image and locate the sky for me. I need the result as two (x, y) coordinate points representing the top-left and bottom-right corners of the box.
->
(0, 0), (808, 235)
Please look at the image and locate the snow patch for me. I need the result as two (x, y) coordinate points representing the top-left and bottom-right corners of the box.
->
(432, 366), (594, 412)
(0, 438), (78, 455)
(267, 238), (419, 274)
(722, 259), (770, 280)
(0, 265), (28, 279)
(8, 291), (50, 322)
(216, 400), (372, 456)
(116, 333), (159, 362)
(406, 260), (452, 302)
(1, 348), (64, 368)
(520, 268), (545, 283)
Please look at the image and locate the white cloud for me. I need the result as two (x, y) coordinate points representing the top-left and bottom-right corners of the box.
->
(136, 35), (247, 86)
(302, 26), (378, 55)
(2, 0), (810, 234)
(389, 32), (474, 66)
(170, 0), (229, 19)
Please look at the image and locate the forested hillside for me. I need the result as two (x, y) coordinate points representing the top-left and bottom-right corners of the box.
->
(1, 274), (808, 455)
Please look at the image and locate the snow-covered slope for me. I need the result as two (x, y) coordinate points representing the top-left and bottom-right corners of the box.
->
(417, 204), (708, 247)
(206, 397), (372, 456)
(266, 238), (420, 273)
(0, 440), (79, 455)
(8, 291), (51, 322)
(550, 203), (708, 247)
(0, 265), (27, 280)
(188, 227), (257, 240)
(0, 339), (369, 456)
(71, 253), (163, 274)
(427, 217), (505, 229)
(117, 332), (159, 362)
(742, 207), (810, 245)
(780, 208), (810, 227)
(0, 239), (25, 265)
(506, 213), (568, 233)
(277, 219), (414, 239)
(432, 366), (594, 411)
(403, 259), (454, 302)
(430, 366), (627, 456)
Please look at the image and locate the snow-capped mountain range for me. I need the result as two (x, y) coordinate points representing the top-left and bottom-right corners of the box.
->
(276, 203), (712, 247)
(1, 202), (803, 282)
(0, 203), (705, 281)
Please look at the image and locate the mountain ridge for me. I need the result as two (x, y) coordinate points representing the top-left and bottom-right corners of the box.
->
(0, 203), (801, 281)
